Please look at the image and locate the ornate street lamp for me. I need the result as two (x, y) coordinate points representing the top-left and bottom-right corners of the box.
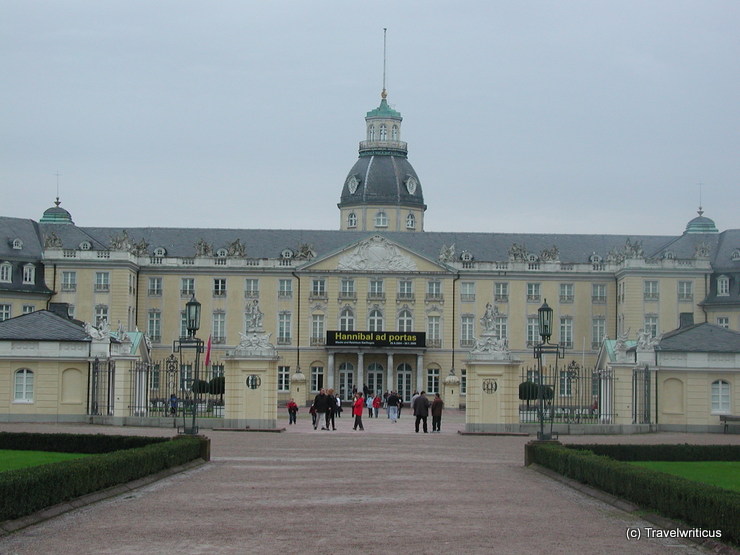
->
(533, 299), (563, 440)
(185, 295), (201, 338)
(174, 295), (204, 435)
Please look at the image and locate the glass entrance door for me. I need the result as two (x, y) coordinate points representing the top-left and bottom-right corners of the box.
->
(396, 363), (412, 401)
(366, 363), (384, 397)
(338, 362), (354, 401)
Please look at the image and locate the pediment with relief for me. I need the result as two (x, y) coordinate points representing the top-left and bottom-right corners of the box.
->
(337, 236), (417, 272)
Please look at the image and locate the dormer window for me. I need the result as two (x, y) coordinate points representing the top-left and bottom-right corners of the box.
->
(589, 253), (602, 263)
(717, 275), (730, 296)
(12, 239), (22, 250)
(281, 249), (294, 260)
(663, 250), (675, 260)
(732, 250), (740, 262)
(375, 212), (388, 228)
(79, 241), (91, 251)
(22, 264), (35, 284)
(461, 251), (474, 262)
(0, 262), (11, 283)
(406, 213), (416, 229)
(347, 212), (357, 228)
(216, 248), (228, 258)
(153, 247), (167, 257)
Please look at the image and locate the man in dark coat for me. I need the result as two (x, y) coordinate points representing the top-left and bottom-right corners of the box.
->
(412, 391), (431, 433)
(431, 393), (444, 432)
(312, 388), (330, 430)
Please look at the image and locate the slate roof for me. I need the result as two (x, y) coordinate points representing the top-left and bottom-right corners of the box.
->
(656, 323), (740, 353)
(0, 217), (44, 259)
(0, 310), (90, 342)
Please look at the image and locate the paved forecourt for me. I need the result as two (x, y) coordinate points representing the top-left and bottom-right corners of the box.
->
(0, 413), (736, 554)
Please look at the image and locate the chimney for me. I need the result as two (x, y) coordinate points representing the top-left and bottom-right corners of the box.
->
(679, 313), (694, 328)
(48, 302), (71, 319)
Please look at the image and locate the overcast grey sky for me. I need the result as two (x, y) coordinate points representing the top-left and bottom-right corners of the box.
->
(1, 1), (738, 235)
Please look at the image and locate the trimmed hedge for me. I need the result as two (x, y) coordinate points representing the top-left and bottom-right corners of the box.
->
(526, 442), (740, 547)
(564, 443), (740, 462)
(0, 433), (207, 522)
(0, 432), (169, 454)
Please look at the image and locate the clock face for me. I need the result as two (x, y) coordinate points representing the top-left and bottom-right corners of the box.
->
(347, 175), (359, 194)
(405, 176), (417, 194)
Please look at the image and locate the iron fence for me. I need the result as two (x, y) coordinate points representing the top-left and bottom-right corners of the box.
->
(89, 357), (115, 416)
(519, 361), (616, 424)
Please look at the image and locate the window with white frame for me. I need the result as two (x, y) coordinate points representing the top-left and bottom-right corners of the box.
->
(559, 317), (573, 348)
(149, 363), (161, 390)
(340, 278), (355, 299)
(461, 315), (475, 347)
(460, 368), (467, 395)
(559, 370), (573, 397)
(717, 275), (730, 296)
(22, 264), (35, 284)
(244, 279), (259, 298)
(180, 364), (193, 390)
(22, 305), (35, 314)
(460, 282), (475, 301)
(716, 317), (729, 329)
(340, 307), (354, 331)
(592, 317), (606, 349)
(179, 311), (187, 338)
(95, 305), (108, 327)
(678, 281), (693, 301)
(0, 304), (11, 321)
(559, 283), (574, 303)
(95, 272), (110, 292)
(494, 316), (507, 340)
(311, 365), (324, 392)
(368, 125), (375, 141)
(406, 213), (415, 229)
(279, 278), (292, 298)
(369, 279), (384, 299)
(398, 280), (413, 299)
(711, 379), (731, 414)
(527, 283), (541, 302)
(148, 277), (162, 296)
(278, 366), (291, 392)
(368, 309), (383, 332)
(311, 278), (326, 298)
(526, 316), (539, 346)
(391, 125), (399, 140)
(0, 262), (12, 283)
(644, 280), (659, 300)
(495, 282), (508, 302)
(379, 124), (387, 141)
(592, 283), (607, 303)
(427, 280), (442, 300)
(374, 211), (388, 227)
(278, 312), (291, 344)
(427, 315), (441, 347)
(644, 315), (659, 338)
(347, 212), (357, 228)
(147, 310), (161, 342)
(210, 364), (224, 379)
(311, 314), (324, 344)
(213, 278), (227, 297)
(181, 277), (194, 296)
(398, 309), (413, 332)
(427, 367), (440, 394)
(212, 311), (225, 343)
(14, 368), (34, 402)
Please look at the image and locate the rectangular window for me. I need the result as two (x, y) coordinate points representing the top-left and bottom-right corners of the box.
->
(95, 305), (108, 327)
(311, 314), (325, 345)
(244, 278), (259, 298)
(526, 317), (539, 346)
(495, 282), (509, 302)
(311, 365), (324, 392)
(311, 278), (326, 299)
(0, 304), (11, 321)
(148, 277), (162, 296)
(427, 315), (441, 347)
(61, 271), (77, 292)
(460, 368), (467, 395)
(181, 278), (195, 297)
(147, 311), (161, 343)
(398, 280), (414, 300)
(278, 366), (291, 392)
(278, 279), (293, 298)
(180, 311), (187, 339)
(460, 282), (475, 302)
(213, 278), (227, 297)
(369, 279), (384, 300)
(278, 312), (291, 344)
(592, 317), (606, 349)
(592, 283), (607, 303)
(644, 280), (659, 300)
(212, 312), (225, 343)
(339, 278), (355, 299)
(149, 363), (161, 390)
(426, 281), (442, 301)
(22, 305), (35, 314)
(0, 263), (11, 283)
(712, 380), (731, 414)
(14, 369), (34, 402)
(527, 283), (541, 302)
(559, 370), (573, 397)
(95, 272), (110, 292)
(211, 364), (224, 378)
(180, 364), (193, 391)
(427, 368), (440, 394)
(22, 264), (35, 284)
(678, 281), (693, 302)
(716, 317), (729, 329)
(461, 315), (475, 347)
(559, 283), (574, 303)
(494, 316), (507, 340)
(559, 317), (573, 348)
(644, 315), (659, 338)
(717, 277), (730, 296)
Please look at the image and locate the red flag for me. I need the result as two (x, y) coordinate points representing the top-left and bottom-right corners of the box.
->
(204, 335), (212, 368)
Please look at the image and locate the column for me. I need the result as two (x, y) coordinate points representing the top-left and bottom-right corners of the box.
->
(386, 352), (394, 393)
(327, 352), (335, 390)
(357, 351), (364, 394)
(416, 353), (424, 392)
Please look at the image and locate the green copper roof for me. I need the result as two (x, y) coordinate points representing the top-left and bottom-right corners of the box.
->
(684, 214), (718, 234)
(366, 98), (402, 120)
(40, 200), (74, 224)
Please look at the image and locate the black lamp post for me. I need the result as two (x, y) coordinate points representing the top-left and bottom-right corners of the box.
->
(174, 295), (204, 434)
(533, 299), (563, 440)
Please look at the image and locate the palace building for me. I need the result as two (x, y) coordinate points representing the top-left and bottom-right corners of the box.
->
(1, 89), (739, 428)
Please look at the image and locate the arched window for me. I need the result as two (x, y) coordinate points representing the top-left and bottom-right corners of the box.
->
(391, 125), (399, 140)
(340, 307), (355, 331)
(0, 262), (11, 283)
(23, 264), (35, 284)
(398, 309), (413, 332)
(369, 309), (384, 332)
(406, 213), (416, 229)
(347, 212), (357, 228)
(14, 368), (34, 402)
(717, 275), (730, 296)
(375, 212), (388, 228)
(379, 124), (387, 141)
(368, 125), (376, 141)
(711, 380), (731, 414)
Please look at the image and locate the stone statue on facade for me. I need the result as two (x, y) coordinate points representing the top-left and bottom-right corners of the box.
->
(480, 302), (499, 334)
(508, 243), (528, 262)
(337, 236), (416, 272)
(539, 245), (559, 262)
(130, 239), (149, 256)
(44, 232), (63, 248)
(234, 331), (276, 357)
(194, 239), (212, 257)
(438, 244), (455, 263)
(294, 243), (316, 260)
(109, 230), (132, 251)
(85, 320), (110, 341)
(245, 299), (264, 331)
(227, 238), (246, 257)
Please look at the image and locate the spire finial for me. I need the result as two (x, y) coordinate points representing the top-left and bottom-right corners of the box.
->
(697, 183), (703, 216)
(54, 171), (62, 207)
(381, 28), (387, 100)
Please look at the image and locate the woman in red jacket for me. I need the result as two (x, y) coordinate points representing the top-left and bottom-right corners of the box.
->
(352, 393), (365, 431)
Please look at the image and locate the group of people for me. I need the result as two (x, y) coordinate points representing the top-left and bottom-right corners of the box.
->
(287, 388), (445, 433)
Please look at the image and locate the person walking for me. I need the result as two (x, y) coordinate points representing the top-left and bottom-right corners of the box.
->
(352, 392), (365, 431)
(366, 393), (374, 418)
(335, 394), (343, 418)
(412, 391), (431, 433)
(372, 394), (381, 418)
(313, 388), (330, 430)
(387, 391), (400, 423)
(287, 398), (299, 425)
(431, 393), (444, 432)
(325, 388), (337, 430)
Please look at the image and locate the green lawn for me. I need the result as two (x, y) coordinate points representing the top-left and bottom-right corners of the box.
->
(0, 449), (92, 472)
(630, 461), (740, 492)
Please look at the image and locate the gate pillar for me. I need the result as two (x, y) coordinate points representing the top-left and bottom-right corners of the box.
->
(465, 359), (523, 433)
